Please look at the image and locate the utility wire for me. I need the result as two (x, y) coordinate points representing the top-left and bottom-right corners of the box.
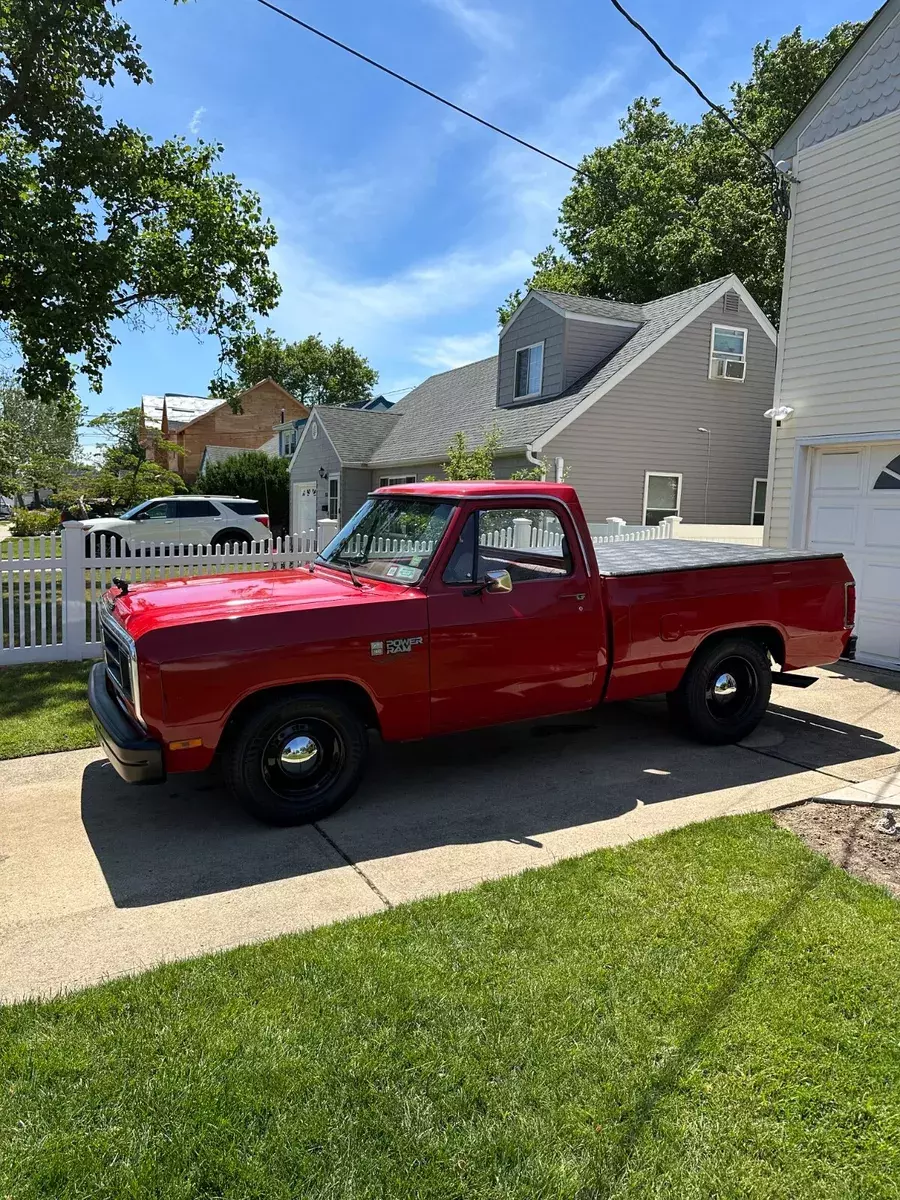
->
(607, 0), (774, 174)
(607, 0), (791, 218)
(255, 0), (581, 175)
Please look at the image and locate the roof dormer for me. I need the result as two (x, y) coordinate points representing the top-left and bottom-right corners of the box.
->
(497, 290), (641, 408)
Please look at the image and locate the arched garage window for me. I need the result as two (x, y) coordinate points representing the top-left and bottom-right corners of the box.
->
(874, 455), (900, 490)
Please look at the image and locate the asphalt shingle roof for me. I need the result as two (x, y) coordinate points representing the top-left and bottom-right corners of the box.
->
(312, 407), (401, 463)
(365, 276), (730, 465)
(201, 437), (279, 468)
(532, 289), (643, 323)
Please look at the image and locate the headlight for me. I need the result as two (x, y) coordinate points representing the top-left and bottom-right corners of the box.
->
(100, 610), (144, 728)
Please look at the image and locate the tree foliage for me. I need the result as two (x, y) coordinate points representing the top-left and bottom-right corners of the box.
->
(0, 0), (280, 401)
(194, 451), (290, 532)
(441, 426), (502, 481)
(499, 22), (863, 325)
(212, 329), (378, 409)
(88, 406), (185, 510)
(0, 374), (84, 497)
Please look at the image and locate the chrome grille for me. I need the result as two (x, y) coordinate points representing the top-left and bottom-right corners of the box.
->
(102, 625), (133, 702)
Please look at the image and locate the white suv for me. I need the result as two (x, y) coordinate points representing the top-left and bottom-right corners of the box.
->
(80, 496), (272, 551)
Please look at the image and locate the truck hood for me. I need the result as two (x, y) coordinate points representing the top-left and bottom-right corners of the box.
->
(109, 567), (397, 640)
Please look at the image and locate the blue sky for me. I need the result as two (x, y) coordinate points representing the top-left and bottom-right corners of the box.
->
(81, 0), (876, 450)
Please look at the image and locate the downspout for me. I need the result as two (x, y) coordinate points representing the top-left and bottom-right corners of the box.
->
(525, 444), (547, 480)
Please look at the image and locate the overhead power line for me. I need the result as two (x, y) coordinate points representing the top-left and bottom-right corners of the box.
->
(255, 0), (581, 175)
(607, 2), (774, 173)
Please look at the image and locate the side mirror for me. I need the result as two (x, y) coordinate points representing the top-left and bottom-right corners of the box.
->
(484, 569), (513, 594)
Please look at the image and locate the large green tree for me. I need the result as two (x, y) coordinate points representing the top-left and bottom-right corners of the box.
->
(88, 406), (185, 510)
(499, 22), (864, 325)
(212, 329), (378, 408)
(0, 374), (84, 497)
(0, 0), (280, 402)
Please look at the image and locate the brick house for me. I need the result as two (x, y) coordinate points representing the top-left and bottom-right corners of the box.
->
(141, 379), (308, 484)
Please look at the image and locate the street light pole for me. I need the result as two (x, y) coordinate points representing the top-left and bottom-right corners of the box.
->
(698, 427), (711, 522)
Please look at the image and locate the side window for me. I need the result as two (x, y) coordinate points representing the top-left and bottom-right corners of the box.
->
(175, 499), (218, 518)
(141, 501), (173, 521)
(443, 507), (573, 585)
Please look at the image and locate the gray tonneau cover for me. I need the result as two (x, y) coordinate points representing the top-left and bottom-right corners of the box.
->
(592, 539), (842, 578)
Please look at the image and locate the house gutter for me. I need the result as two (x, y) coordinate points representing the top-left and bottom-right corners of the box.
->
(525, 445), (566, 482)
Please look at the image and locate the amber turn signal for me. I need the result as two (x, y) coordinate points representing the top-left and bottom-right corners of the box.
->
(168, 738), (203, 751)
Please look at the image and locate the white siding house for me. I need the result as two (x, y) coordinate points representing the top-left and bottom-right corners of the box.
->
(768, 0), (900, 670)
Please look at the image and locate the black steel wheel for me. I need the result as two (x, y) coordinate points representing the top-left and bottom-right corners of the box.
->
(223, 692), (368, 825)
(668, 636), (771, 745)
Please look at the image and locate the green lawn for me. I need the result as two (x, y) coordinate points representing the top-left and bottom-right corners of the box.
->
(2, 815), (898, 1198)
(0, 660), (96, 758)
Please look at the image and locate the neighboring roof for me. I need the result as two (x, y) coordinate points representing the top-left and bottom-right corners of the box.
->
(141, 392), (219, 432)
(530, 289), (643, 324)
(200, 436), (279, 469)
(772, 0), (896, 159)
(368, 276), (731, 465)
(311, 407), (401, 463)
(343, 395), (395, 411)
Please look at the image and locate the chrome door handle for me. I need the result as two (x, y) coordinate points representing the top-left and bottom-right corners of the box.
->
(561, 592), (586, 601)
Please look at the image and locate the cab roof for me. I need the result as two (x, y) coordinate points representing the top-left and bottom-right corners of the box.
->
(374, 481), (579, 503)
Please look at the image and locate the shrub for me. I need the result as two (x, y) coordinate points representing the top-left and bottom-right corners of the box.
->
(9, 508), (60, 536)
(194, 452), (290, 532)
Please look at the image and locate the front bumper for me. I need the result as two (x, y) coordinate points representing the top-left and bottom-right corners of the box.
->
(88, 662), (165, 785)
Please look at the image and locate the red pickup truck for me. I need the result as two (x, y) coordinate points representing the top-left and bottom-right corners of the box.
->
(89, 482), (854, 825)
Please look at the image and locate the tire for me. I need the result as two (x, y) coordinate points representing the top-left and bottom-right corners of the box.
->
(85, 532), (126, 558)
(668, 636), (771, 745)
(211, 530), (251, 551)
(223, 692), (368, 826)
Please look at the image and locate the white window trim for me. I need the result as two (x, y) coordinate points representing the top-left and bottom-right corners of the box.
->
(514, 341), (545, 400)
(709, 323), (748, 382)
(327, 472), (341, 522)
(378, 474), (417, 487)
(751, 476), (767, 524)
(642, 471), (683, 525)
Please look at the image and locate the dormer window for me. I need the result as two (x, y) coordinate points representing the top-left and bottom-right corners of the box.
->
(514, 342), (544, 399)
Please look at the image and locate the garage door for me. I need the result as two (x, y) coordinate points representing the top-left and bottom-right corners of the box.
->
(806, 443), (900, 669)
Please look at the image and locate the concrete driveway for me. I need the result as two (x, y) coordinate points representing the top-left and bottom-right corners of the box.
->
(2, 661), (899, 1003)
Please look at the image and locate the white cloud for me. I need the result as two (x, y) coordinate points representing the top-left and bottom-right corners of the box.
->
(411, 331), (498, 371)
(188, 106), (206, 138)
(256, 39), (636, 385)
(425, 0), (512, 52)
(269, 241), (530, 347)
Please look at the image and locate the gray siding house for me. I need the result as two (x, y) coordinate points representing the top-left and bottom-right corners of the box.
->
(766, 0), (900, 670)
(290, 274), (775, 532)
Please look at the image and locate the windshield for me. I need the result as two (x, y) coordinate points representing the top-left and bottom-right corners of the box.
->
(317, 496), (456, 585)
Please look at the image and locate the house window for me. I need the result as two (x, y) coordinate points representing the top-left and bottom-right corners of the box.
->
(282, 429), (296, 456)
(709, 325), (747, 381)
(378, 475), (417, 487)
(643, 472), (682, 525)
(751, 477), (768, 525)
(514, 342), (544, 399)
(328, 474), (340, 521)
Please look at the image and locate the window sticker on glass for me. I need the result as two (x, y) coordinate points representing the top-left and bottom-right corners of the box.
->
(395, 565), (419, 581)
(386, 565), (399, 577)
(409, 555), (422, 567)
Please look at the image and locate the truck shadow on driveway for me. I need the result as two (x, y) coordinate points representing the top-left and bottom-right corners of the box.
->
(80, 689), (900, 909)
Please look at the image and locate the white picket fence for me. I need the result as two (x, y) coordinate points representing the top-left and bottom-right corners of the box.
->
(0, 523), (322, 666)
(0, 513), (762, 667)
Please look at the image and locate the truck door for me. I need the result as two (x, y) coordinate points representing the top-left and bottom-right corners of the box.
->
(426, 501), (603, 734)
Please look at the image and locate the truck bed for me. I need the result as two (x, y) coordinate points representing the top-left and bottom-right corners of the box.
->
(593, 540), (842, 577)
